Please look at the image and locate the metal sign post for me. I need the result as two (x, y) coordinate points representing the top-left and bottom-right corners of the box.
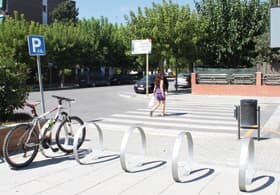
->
(131, 39), (152, 95)
(36, 56), (46, 113)
(27, 35), (46, 113)
(146, 53), (149, 95)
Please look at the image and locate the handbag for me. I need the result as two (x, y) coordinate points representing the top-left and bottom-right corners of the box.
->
(148, 95), (155, 108)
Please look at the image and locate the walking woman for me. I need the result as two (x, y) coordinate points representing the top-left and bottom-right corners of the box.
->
(150, 73), (166, 117)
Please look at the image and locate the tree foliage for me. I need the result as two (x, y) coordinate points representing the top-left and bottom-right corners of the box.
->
(0, 13), (31, 121)
(253, 32), (280, 73)
(125, 0), (200, 72)
(0, 55), (29, 121)
(51, 0), (79, 24)
(195, 0), (269, 67)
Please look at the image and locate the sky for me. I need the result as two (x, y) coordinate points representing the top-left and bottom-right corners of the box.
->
(75, 0), (195, 24)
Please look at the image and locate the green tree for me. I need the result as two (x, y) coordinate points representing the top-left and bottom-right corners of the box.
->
(195, 0), (269, 67)
(46, 22), (82, 86)
(125, 0), (199, 72)
(76, 19), (100, 67)
(270, 0), (280, 6)
(0, 56), (29, 122)
(253, 32), (280, 73)
(51, 0), (79, 24)
(76, 18), (132, 72)
(97, 17), (129, 68)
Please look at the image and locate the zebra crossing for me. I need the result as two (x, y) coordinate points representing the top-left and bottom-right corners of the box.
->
(96, 101), (239, 136)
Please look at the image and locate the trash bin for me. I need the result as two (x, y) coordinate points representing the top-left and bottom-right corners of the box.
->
(240, 99), (257, 126)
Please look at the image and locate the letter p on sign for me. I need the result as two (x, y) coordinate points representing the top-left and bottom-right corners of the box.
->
(28, 35), (46, 56)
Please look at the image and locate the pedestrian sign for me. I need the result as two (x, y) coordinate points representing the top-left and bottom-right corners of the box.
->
(27, 35), (46, 56)
(131, 39), (152, 55)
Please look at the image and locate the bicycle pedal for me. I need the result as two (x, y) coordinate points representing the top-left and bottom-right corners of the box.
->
(41, 138), (51, 149)
(42, 142), (50, 149)
(51, 147), (59, 152)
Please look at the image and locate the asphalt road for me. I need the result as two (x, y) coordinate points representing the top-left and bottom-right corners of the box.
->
(26, 82), (279, 138)
(27, 84), (147, 122)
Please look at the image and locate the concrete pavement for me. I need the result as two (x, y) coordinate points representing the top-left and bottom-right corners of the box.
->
(1, 92), (280, 194)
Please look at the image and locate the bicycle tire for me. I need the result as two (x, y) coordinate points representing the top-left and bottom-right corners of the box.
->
(56, 116), (85, 153)
(3, 124), (39, 169)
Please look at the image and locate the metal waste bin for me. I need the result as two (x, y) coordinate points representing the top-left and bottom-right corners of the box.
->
(235, 99), (260, 140)
(240, 99), (257, 126)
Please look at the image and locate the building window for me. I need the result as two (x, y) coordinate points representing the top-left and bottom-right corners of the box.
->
(43, 5), (47, 12)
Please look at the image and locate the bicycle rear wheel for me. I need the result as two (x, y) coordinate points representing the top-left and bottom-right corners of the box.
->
(56, 116), (85, 153)
(3, 124), (39, 169)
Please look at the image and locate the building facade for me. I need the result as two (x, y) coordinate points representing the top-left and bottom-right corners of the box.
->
(0, 0), (5, 22)
(1, 0), (75, 24)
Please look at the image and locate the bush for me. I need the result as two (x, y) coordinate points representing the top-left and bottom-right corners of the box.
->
(0, 57), (30, 122)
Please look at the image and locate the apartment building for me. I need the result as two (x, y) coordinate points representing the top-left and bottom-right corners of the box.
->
(0, 0), (75, 24)
(0, 0), (5, 22)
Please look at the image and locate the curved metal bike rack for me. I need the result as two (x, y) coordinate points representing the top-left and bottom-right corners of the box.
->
(239, 137), (255, 192)
(39, 122), (60, 158)
(120, 126), (146, 172)
(73, 122), (103, 164)
(171, 131), (194, 182)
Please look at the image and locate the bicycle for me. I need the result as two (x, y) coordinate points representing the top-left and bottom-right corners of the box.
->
(2, 95), (86, 169)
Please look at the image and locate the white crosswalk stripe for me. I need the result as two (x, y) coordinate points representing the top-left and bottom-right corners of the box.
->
(96, 102), (238, 136)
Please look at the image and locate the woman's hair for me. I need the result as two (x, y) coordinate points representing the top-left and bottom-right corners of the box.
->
(154, 73), (165, 89)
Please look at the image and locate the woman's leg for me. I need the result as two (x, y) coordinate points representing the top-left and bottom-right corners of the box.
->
(162, 100), (166, 115)
(150, 101), (161, 116)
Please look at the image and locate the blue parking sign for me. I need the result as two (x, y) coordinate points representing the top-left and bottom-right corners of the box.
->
(27, 35), (46, 56)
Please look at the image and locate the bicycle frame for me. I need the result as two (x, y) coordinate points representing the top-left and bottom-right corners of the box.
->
(23, 103), (68, 149)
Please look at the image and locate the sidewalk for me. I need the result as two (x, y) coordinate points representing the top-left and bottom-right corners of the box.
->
(1, 93), (280, 194)
(1, 131), (280, 194)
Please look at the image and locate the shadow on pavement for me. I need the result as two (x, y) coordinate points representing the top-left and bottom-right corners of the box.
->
(181, 168), (215, 183)
(77, 153), (120, 165)
(247, 175), (275, 193)
(128, 160), (167, 173)
(13, 155), (72, 171)
(165, 113), (187, 117)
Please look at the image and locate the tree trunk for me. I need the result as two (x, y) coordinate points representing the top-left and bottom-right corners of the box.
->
(159, 57), (164, 73)
(60, 70), (64, 88)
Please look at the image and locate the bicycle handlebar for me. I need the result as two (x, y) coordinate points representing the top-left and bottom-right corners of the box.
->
(52, 95), (75, 104)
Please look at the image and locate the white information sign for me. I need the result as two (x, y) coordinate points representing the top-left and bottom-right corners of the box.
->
(131, 39), (152, 54)
(270, 7), (280, 48)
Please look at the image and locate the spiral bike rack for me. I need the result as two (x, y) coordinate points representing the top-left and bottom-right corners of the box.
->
(39, 124), (60, 158)
(239, 137), (255, 192)
(120, 125), (146, 172)
(171, 131), (194, 182)
(73, 122), (103, 164)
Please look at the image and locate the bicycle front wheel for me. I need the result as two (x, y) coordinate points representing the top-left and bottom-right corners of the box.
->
(56, 116), (85, 153)
(3, 124), (39, 169)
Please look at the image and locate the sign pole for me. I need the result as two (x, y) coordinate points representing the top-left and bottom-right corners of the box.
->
(27, 35), (47, 114)
(131, 39), (151, 95)
(146, 53), (149, 95)
(36, 55), (46, 113)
